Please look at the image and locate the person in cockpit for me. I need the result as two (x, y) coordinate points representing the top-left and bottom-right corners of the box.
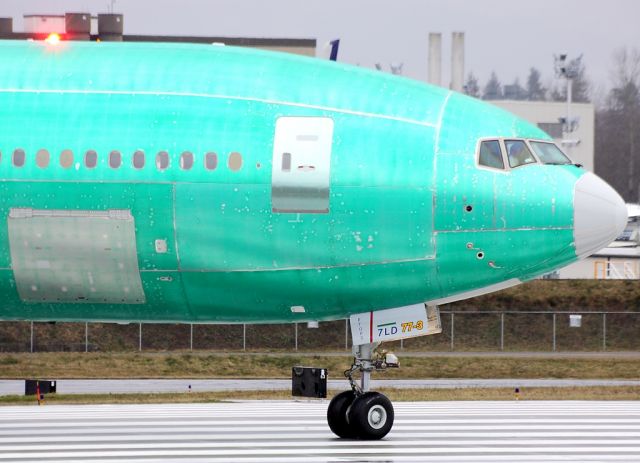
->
(508, 141), (534, 168)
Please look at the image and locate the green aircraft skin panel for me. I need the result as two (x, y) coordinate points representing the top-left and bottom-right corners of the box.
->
(0, 40), (582, 323)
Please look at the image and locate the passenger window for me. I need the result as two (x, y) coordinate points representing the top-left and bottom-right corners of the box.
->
(228, 152), (243, 171)
(36, 149), (50, 168)
(85, 150), (97, 169)
(505, 140), (536, 168)
(529, 141), (572, 165)
(180, 151), (193, 170)
(156, 151), (169, 170)
(109, 150), (121, 169)
(60, 149), (73, 169)
(478, 140), (504, 169)
(133, 150), (145, 169)
(13, 149), (25, 167)
(205, 152), (218, 170)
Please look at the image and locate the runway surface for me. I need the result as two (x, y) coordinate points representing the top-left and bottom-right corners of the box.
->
(1, 401), (640, 462)
(3, 378), (640, 396)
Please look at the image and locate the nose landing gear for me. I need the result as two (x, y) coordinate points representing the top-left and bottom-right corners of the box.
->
(327, 342), (398, 440)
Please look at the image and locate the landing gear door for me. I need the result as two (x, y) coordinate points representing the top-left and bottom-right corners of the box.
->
(271, 117), (334, 214)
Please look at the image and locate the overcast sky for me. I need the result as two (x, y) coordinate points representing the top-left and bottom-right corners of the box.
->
(3, 0), (639, 94)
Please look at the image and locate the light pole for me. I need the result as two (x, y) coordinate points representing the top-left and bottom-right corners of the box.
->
(554, 54), (582, 150)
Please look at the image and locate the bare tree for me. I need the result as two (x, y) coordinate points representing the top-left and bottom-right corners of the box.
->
(595, 48), (640, 202)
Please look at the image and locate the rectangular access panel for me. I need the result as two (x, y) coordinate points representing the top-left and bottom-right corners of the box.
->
(271, 116), (334, 213)
(8, 208), (145, 304)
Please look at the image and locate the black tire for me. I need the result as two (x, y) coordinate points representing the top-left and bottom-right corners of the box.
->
(327, 390), (357, 438)
(348, 391), (394, 440)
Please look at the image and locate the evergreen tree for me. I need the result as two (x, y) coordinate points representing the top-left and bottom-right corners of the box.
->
(552, 58), (590, 103)
(504, 78), (526, 100)
(526, 67), (546, 100)
(483, 72), (502, 100)
(463, 72), (480, 98)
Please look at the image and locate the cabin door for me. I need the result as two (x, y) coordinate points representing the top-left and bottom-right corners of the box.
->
(271, 116), (334, 214)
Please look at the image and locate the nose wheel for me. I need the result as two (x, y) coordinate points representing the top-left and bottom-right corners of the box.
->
(327, 342), (397, 440)
(327, 390), (394, 440)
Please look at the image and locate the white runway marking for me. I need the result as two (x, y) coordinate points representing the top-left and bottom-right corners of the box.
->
(1, 401), (639, 462)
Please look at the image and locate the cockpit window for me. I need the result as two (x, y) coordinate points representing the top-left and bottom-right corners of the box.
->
(478, 140), (504, 169)
(529, 141), (572, 165)
(505, 139), (536, 168)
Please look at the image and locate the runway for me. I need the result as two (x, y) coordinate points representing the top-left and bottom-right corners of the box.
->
(3, 378), (640, 396)
(1, 401), (640, 462)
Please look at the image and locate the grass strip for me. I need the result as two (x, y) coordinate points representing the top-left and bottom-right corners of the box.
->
(1, 352), (640, 379)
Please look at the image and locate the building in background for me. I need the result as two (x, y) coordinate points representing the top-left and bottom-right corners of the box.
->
(23, 14), (66, 34)
(491, 100), (595, 172)
(0, 12), (316, 56)
(555, 204), (640, 280)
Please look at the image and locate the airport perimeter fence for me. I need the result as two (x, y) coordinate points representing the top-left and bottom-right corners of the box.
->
(1, 311), (640, 353)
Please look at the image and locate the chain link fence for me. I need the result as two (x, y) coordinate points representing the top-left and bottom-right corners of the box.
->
(1, 311), (639, 353)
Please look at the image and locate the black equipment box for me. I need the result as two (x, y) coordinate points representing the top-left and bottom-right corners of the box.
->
(25, 380), (57, 396)
(291, 366), (327, 398)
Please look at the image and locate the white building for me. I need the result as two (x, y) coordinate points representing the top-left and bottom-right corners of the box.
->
(492, 100), (595, 172)
(23, 15), (66, 34)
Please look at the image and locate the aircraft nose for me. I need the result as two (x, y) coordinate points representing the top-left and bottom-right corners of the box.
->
(573, 172), (627, 258)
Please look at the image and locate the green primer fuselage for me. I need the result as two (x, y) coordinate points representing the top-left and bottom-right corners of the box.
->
(0, 40), (581, 323)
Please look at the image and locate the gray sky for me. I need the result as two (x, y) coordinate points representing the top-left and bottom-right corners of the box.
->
(3, 0), (639, 94)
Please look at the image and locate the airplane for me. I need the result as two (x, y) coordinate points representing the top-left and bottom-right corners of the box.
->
(0, 37), (627, 439)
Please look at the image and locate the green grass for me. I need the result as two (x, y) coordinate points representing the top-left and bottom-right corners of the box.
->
(1, 352), (640, 380)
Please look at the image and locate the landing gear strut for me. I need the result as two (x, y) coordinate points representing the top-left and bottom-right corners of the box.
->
(327, 342), (398, 439)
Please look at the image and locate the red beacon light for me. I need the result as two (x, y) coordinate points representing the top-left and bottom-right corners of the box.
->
(44, 33), (61, 45)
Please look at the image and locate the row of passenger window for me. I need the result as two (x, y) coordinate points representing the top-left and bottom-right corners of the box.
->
(1, 149), (244, 172)
(478, 139), (572, 170)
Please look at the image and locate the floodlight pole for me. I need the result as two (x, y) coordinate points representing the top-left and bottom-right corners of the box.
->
(566, 77), (572, 137)
(554, 53), (582, 154)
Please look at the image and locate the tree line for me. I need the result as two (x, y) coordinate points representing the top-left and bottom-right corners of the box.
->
(464, 48), (640, 203)
(463, 64), (590, 103)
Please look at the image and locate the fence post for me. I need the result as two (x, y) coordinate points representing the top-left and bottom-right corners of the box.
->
(85, 322), (88, 353)
(450, 313), (455, 351)
(294, 323), (298, 351)
(500, 313), (504, 351)
(190, 323), (193, 351)
(552, 313), (556, 352)
(602, 313), (607, 351)
(345, 319), (349, 351)
(139, 323), (142, 352)
(30, 321), (34, 353)
(243, 324), (246, 351)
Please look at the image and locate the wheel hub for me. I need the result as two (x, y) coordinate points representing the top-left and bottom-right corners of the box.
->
(367, 404), (387, 429)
